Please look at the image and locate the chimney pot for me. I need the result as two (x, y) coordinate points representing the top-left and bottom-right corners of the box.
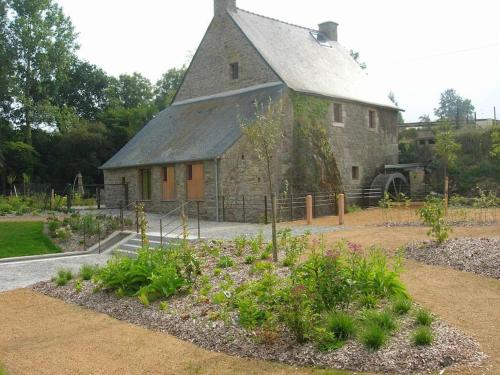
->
(214, 0), (236, 17)
(318, 21), (338, 42)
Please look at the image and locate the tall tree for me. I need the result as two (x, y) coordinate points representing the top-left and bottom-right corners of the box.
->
(8, 0), (79, 144)
(419, 114), (431, 123)
(107, 73), (153, 109)
(240, 98), (284, 262)
(154, 66), (186, 111)
(434, 122), (461, 181)
(0, 0), (12, 113)
(434, 89), (475, 125)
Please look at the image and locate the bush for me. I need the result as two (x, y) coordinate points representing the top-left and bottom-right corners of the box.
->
(412, 326), (433, 346)
(392, 297), (412, 315)
(363, 310), (397, 332)
(324, 311), (356, 341)
(244, 255), (256, 264)
(234, 235), (247, 256)
(48, 219), (62, 236)
(279, 228), (309, 267)
(53, 268), (73, 286)
(418, 195), (451, 243)
(55, 226), (71, 241)
(415, 309), (433, 326)
(250, 261), (273, 275)
(79, 264), (99, 281)
(360, 323), (387, 350)
(217, 255), (234, 268)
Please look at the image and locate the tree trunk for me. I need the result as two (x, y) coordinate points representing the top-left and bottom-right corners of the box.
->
(266, 155), (278, 262)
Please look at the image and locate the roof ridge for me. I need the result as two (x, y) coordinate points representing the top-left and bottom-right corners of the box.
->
(234, 8), (315, 32)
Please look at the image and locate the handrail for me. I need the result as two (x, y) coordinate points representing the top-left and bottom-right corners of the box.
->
(158, 200), (191, 221)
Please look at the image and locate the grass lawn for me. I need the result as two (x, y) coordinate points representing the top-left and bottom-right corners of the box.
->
(0, 222), (61, 259)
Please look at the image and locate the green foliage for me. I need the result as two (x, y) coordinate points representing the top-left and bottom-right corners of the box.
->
(434, 89), (475, 123)
(290, 92), (343, 193)
(412, 326), (434, 346)
(324, 311), (356, 341)
(346, 204), (362, 213)
(79, 264), (99, 281)
(362, 310), (397, 332)
(244, 255), (256, 265)
(415, 309), (433, 326)
(53, 268), (73, 286)
(250, 261), (274, 275)
(233, 235), (247, 256)
(74, 279), (83, 293)
(435, 123), (461, 175)
(55, 226), (71, 241)
(360, 323), (387, 350)
(217, 255), (234, 269)
(0, 221), (60, 258)
(95, 246), (200, 302)
(418, 195), (451, 243)
(279, 228), (309, 267)
(159, 301), (169, 311)
(279, 283), (316, 343)
(392, 297), (412, 315)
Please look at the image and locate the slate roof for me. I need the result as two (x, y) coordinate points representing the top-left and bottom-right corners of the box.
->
(100, 82), (284, 170)
(230, 9), (398, 110)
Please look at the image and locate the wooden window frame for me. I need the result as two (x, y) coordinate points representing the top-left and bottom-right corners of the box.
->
(161, 166), (176, 201)
(139, 168), (152, 201)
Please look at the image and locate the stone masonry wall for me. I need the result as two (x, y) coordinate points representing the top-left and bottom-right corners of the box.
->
(174, 12), (280, 102)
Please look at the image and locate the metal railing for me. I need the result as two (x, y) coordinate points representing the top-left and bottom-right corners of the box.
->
(159, 201), (201, 247)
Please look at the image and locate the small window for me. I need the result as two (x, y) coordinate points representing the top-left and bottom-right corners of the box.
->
(352, 166), (360, 180)
(186, 164), (193, 181)
(230, 62), (239, 80)
(418, 140), (426, 145)
(368, 110), (377, 129)
(333, 103), (343, 123)
(428, 139), (435, 145)
(139, 169), (151, 201)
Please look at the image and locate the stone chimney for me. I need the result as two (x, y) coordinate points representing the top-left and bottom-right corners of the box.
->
(215, 0), (236, 17)
(318, 21), (338, 42)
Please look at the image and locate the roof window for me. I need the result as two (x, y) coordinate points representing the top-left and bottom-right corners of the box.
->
(310, 31), (332, 48)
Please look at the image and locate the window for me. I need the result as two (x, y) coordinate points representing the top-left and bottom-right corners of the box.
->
(310, 31), (332, 47)
(333, 103), (343, 123)
(368, 110), (377, 130)
(162, 166), (176, 201)
(428, 139), (436, 145)
(418, 140), (426, 145)
(230, 62), (239, 80)
(139, 169), (151, 201)
(186, 163), (204, 201)
(352, 166), (360, 180)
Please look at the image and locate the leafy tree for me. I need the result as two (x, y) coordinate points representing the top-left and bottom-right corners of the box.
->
(491, 127), (500, 159)
(8, 0), (79, 144)
(154, 66), (186, 111)
(434, 123), (461, 180)
(240, 98), (284, 262)
(388, 91), (404, 123)
(434, 89), (475, 125)
(0, 0), (11, 107)
(419, 114), (431, 123)
(107, 73), (153, 109)
(349, 50), (367, 70)
(3, 140), (38, 178)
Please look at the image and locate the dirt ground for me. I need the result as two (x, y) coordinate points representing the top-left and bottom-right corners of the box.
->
(0, 208), (499, 375)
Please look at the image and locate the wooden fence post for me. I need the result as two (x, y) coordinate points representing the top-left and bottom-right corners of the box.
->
(306, 195), (313, 225)
(338, 193), (345, 225)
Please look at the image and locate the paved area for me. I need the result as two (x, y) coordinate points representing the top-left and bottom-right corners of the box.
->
(0, 253), (111, 292)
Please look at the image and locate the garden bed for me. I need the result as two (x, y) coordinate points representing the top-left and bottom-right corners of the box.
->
(406, 238), (500, 279)
(34, 235), (485, 374)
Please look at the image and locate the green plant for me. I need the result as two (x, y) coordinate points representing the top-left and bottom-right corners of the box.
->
(346, 204), (362, 213)
(392, 297), (412, 315)
(362, 310), (397, 332)
(213, 268), (222, 277)
(418, 195), (451, 243)
(415, 309), (433, 326)
(79, 264), (99, 281)
(74, 279), (83, 293)
(55, 226), (71, 241)
(250, 261), (274, 275)
(359, 294), (378, 309)
(281, 229), (310, 267)
(324, 311), (356, 341)
(47, 219), (62, 236)
(234, 235), (247, 256)
(138, 292), (150, 306)
(279, 283), (315, 343)
(159, 301), (169, 311)
(53, 268), (73, 286)
(412, 326), (433, 346)
(360, 323), (387, 350)
(217, 255), (234, 269)
(313, 327), (342, 351)
(244, 255), (256, 265)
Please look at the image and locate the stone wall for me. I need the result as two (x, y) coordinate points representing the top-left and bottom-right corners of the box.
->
(174, 12), (280, 102)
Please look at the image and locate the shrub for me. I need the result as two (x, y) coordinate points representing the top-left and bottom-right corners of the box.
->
(244, 255), (256, 264)
(159, 301), (169, 311)
(280, 229), (309, 267)
(415, 309), (433, 326)
(392, 297), (412, 315)
(217, 255), (234, 268)
(48, 219), (62, 236)
(53, 268), (73, 286)
(360, 323), (387, 350)
(279, 283), (315, 343)
(313, 327), (342, 351)
(234, 235), (247, 256)
(346, 204), (362, 213)
(250, 261), (273, 275)
(359, 294), (378, 309)
(324, 311), (356, 341)
(55, 226), (71, 241)
(418, 195), (451, 243)
(363, 310), (397, 332)
(74, 279), (83, 293)
(213, 268), (222, 276)
(412, 326), (433, 346)
(79, 264), (99, 281)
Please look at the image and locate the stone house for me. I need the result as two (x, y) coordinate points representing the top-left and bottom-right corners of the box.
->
(101, 0), (400, 222)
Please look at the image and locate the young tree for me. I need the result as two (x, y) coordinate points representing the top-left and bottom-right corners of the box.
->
(491, 127), (500, 159)
(240, 98), (284, 262)
(8, 0), (79, 144)
(434, 89), (475, 125)
(434, 123), (461, 181)
(419, 114), (431, 123)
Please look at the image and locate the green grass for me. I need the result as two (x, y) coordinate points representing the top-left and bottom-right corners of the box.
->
(412, 326), (434, 346)
(415, 309), (434, 326)
(0, 221), (61, 259)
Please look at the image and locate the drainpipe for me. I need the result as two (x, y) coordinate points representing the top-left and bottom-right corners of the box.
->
(214, 157), (220, 222)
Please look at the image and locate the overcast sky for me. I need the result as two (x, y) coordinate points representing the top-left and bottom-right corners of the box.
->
(57, 0), (500, 122)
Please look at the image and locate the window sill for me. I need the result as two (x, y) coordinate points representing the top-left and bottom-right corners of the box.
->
(161, 199), (178, 202)
(332, 122), (344, 128)
(368, 127), (378, 132)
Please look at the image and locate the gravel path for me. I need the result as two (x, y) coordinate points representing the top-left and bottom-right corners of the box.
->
(406, 238), (500, 279)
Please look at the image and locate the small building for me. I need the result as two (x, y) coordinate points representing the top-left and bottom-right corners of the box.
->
(101, 0), (401, 222)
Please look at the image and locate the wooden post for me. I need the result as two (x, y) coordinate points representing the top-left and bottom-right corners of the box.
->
(271, 193), (278, 262)
(338, 193), (345, 225)
(50, 189), (55, 211)
(444, 176), (449, 208)
(264, 195), (268, 225)
(306, 195), (313, 225)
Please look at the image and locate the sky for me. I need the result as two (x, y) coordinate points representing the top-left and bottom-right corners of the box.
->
(56, 0), (500, 122)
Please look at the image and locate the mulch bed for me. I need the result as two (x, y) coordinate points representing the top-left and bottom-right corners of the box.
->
(33, 242), (486, 374)
(406, 238), (500, 280)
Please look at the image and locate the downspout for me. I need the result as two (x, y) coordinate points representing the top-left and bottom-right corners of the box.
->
(214, 157), (220, 222)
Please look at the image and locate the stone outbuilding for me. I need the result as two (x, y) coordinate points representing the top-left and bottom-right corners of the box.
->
(101, 0), (401, 222)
